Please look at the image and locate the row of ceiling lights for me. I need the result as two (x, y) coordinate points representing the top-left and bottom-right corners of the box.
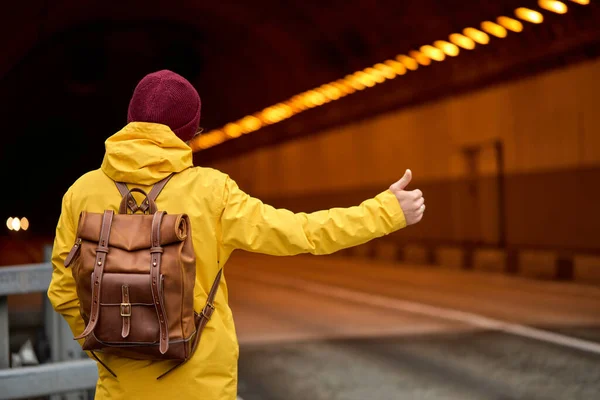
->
(189, 0), (590, 152)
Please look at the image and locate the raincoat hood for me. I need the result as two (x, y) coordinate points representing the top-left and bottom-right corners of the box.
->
(101, 122), (193, 185)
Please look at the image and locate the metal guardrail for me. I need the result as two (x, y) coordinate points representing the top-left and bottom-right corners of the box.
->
(0, 246), (97, 400)
(0, 360), (98, 399)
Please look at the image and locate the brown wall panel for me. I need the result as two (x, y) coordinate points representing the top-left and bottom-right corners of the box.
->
(505, 167), (600, 251)
(245, 167), (600, 253)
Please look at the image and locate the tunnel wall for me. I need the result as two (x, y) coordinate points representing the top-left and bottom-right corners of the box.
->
(206, 58), (600, 281)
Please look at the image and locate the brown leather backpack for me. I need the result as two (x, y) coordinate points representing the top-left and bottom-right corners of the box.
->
(64, 174), (221, 379)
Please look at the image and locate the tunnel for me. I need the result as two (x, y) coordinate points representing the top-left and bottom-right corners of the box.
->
(1, 1), (599, 399)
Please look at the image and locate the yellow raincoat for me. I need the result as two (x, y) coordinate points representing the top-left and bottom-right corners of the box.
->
(48, 122), (407, 399)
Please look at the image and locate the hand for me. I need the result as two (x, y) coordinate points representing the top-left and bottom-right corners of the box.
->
(389, 169), (425, 226)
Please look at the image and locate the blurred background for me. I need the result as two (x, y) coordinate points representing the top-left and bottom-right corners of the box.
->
(1, 0), (600, 399)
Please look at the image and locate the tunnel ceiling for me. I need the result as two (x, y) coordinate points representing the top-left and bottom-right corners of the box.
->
(1, 0), (600, 233)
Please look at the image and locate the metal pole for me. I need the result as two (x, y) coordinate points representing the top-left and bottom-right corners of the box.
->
(43, 245), (61, 364)
(495, 140), (507, 249)
(0, 296), (9, 369)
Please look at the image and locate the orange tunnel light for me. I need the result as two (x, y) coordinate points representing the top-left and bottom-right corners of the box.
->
(515, 7), (544, 23)
(409, 50), (431, 66)
(449, 33), (476, 50)
(344, 75), (366, 91)
(420, 45), (446, 61)
(374, 63), (398, 79)
(396, 55), (419, 70)
(463, 27), (490, 44)
(481, 21), (508, 38)
(224, 123), (243, 138)
(538, 0), (568, 14)
(434, 40), (460, 57)
(192, 130), (226, 151)
(240, 115), (262, 133)
(353, 71), (377, 87)
(334, 80), (356, 94)
(383, 60), (407, 75)
(497, 16), (524, 32)
(319, 84), (342, 100)
(363, 67), (387, 83)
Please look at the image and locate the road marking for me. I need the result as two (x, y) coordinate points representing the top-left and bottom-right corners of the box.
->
(234, 271), (600, 356)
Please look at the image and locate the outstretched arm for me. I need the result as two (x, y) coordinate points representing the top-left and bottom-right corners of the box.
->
(219, 169), (425, 256)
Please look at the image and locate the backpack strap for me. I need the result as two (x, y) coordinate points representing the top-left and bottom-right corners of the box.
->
(139, 174), (174, 213)
(194, 268), (222, 349)
(150, 211), (170, 354)
(114, 174), (173, 214)
(118, 188), (152, 214)
(75, 210), (114, 340)
(115, 182), (139, 213)
(156, 268), (223, 380)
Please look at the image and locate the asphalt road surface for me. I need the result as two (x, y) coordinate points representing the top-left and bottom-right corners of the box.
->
(227, 252), (600, 400)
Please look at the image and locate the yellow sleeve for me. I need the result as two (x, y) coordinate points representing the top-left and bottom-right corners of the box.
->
(47, 189), (85, 344)
(219, 176), (406, 256)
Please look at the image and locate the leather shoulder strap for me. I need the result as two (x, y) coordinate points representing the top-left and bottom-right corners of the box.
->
(149, 174), (174, 201)
(115, 173), (173, 214)
(206, 269), (222, 309)
(194, 269), (222, 346)
(115, 182), (139, 213)
(140, 174), (174, 213)
(157, 268), (222, 380)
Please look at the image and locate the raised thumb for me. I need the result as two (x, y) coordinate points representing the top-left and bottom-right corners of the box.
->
(390, 169), (412, 191)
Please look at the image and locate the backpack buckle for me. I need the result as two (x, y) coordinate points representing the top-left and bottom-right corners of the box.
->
(201, 303), (215, 320)
(120, 303), (132, 317)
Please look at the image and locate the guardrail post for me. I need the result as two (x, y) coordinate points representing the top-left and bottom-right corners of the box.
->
(43, 245), (93, 400)
(44, 245), (61, 364)
(556, 252), (574, 281)
(463, 244), (474, 270)
(506, 249), (519, 274)
(0, 295), (9, 369)
(426, 246), (437, 265)
(396, 245), (404, 263)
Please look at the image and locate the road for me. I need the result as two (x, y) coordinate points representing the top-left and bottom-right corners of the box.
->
(226, 252), (600, 400)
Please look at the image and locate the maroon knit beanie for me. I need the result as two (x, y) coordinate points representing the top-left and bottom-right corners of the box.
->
(127, 70), (201, 142)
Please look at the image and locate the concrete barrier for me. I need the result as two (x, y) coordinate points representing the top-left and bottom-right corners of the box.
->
(403, 244), (428, 265)
(373, 242), (398, 262)
(435, 246), (464, 269)
(350, 243), (372, 259)
(338, 241), (599, 286)
(518, 250), (558, 280)
(574, 255), (600, 284)
(473, 248), (506, 273)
